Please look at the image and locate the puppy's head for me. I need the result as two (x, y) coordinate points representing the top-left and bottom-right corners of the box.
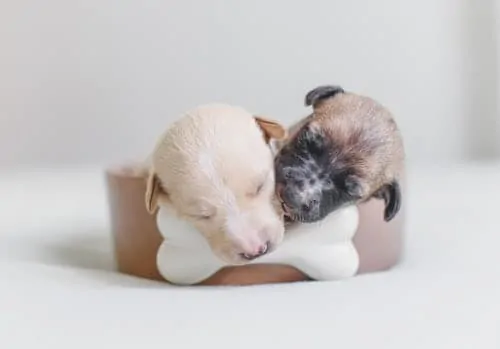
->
(274, 85), (404, 223)
(274, 122), (365, 223)
(145, 104), (287, 265)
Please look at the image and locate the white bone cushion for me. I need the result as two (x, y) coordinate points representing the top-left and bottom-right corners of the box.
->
(156, 206), (360, 285)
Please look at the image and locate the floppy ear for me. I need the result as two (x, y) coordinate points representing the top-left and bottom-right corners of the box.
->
(305, 85), (345, 107)
(373, 180), (402, 222)
(145, 170), (168, 214)
(254, 116), (287, 143)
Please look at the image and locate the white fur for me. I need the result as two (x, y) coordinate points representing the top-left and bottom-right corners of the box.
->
(147, 104), (285, 264)
(156, 204), (360, 285)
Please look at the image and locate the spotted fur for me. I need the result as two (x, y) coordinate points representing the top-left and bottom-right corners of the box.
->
(275, 85), (405, 223)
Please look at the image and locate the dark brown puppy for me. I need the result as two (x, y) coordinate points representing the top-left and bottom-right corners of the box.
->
(274, 85), (405, 223)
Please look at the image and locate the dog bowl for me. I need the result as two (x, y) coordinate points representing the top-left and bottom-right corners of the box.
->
(105, 164), (405, 286)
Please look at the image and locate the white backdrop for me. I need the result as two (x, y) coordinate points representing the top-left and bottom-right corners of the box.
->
(1, 0), (499, 168)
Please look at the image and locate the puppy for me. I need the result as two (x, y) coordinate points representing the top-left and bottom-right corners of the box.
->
(274, 85), (405, 223)
(144, 103), (288, 265)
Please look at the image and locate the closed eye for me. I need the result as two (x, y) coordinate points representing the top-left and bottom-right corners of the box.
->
(194, 213), (213, 220)
(186, 210), (215, 221)
(249, 172), (270, 197)
(255, 181), (265, 195)
(247, 181), (265, 198)
(185, 201), (216, 221)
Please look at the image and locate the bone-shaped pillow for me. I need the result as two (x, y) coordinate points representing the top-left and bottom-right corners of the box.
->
(156, 206), (360, 285)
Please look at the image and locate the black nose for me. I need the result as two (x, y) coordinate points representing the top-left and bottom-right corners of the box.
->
(301, 203), (311, 212)
(239, 241), (271, 260)
(301, 199), (319, 213)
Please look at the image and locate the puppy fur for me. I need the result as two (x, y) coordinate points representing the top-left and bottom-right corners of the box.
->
(145, 103), (288, 265)
(274, 85), (405, 223)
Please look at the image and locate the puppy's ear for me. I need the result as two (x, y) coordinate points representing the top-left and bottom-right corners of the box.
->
(305, 85), (345, 107)
(145, 170), (168, 214)
(373, 180), (402, 222)
(254, 116), (287, 143)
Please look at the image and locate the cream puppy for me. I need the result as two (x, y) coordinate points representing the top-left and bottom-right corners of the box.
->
(145, 103), (287, 265)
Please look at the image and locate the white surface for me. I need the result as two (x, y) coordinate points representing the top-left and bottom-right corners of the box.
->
(156, 204), (359, 285)
(1, 162), (500, 349)
(1, 1), (499, 167)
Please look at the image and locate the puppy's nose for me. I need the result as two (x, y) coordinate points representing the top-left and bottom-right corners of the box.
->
(301, 199), (319, 213)
(239, 241), (271, 261)
(301, 203), (311, 212)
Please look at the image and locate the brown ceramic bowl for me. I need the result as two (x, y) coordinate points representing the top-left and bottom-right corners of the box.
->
(105, 164), (405, 286)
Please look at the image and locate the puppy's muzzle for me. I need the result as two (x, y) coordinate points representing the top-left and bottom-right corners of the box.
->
(279, 186), (318, 212)
(277, 185), (323, 223)
(238, 241), (271, 261)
